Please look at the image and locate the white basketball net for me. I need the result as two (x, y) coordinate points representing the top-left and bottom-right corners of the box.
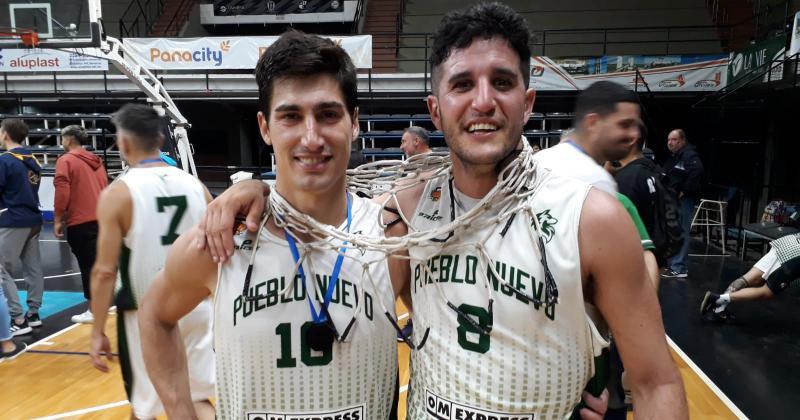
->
(246, 139), (560, 344)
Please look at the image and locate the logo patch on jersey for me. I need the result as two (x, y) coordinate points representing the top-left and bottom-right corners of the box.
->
(233, 218), (248, 236)
(418, 209), (443, 221)
(246, 404), (364, 420)
(533, 210), (558, 243)
(425, 389), (533, 420)
(430, 186), (442, 202)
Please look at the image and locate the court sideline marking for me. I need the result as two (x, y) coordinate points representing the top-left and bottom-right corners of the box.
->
(667, 335), (748, 419)
(27, 323), (80, 350)
(30, 400), (129, 420)
(14, 272), (80, 282)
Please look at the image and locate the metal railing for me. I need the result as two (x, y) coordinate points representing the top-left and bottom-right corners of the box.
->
(350, 0), (365, 34)
(160, 0), (197, 37)
(119, 0), (165, 38)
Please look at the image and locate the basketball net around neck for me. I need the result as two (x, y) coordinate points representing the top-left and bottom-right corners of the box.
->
(252, 139), (560, 335)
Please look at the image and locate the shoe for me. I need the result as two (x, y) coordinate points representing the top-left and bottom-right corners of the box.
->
(397, 319), (413, 342)
(0, 342), (28, 362)
(700, 291), (720, 316)
(10, 319), (32, 336)
(108, 306), (117, 314)
(71, 310), (94, 324)
(25, 312), (42, 327)
(661, 269), (688, 278)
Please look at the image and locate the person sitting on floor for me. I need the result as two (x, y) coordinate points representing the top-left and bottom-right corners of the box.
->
(701, 233), (800, 321)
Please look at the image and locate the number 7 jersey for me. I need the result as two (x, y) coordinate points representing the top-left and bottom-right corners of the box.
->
(115, 166), (208, 309)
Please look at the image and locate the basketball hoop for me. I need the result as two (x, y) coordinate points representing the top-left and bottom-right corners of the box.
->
(0, 28), (40, 48)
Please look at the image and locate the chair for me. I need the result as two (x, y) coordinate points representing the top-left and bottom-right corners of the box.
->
(689, 199), (728, 256)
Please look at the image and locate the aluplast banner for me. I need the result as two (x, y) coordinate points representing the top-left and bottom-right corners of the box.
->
(123, 35), (372, 70)
(0, 48), (108, 72)
(529, 55), (728, 91)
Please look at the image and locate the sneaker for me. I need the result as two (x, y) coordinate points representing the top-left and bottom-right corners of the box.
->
(25, 312), (42, 327)
(661, 269), (688, 278)
(0, 342), (28, 362)
(10, 319), (32, 336)
(71, 310), (94, 324)
(699, 291), (720, 316)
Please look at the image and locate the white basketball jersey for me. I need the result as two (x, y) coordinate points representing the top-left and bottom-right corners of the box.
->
(115, 166), (208, 309)
(214, 194), (398, 419)
(406, 171), (605, 419)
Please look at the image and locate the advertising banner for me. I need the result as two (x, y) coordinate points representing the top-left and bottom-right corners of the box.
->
(790, 11), (800, 57)
(124, 35), (372, 69)
(213, 0), (343, 16)
(728, 37), (785, 86)
(529, 56), (727, 91)
(0, 48), (108, 72)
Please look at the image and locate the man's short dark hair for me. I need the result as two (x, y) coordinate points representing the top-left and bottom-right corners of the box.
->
(61, 125), (88, 145)
(573, 81), (639, 129)
(404, 126), (430, 145)
(1, 119), (29, 143)
(430, 2), (531, 93)
(255, 30), (357, 119)
(111, 104), (163, 152)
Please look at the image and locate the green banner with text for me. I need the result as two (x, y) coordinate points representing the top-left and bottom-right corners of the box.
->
(728, 37), (786, 85)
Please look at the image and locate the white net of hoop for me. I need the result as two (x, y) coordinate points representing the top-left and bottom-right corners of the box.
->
(253, 139), (560, 314)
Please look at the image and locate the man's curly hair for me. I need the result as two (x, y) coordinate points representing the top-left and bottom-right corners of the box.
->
(429, 2), (531, 93)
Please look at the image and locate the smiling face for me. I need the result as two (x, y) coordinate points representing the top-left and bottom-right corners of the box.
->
(259, 74), (358, 198)
(427, 37), (535, 170)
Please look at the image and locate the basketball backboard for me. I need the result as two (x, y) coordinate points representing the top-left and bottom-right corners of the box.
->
(0, 0), (101, 48)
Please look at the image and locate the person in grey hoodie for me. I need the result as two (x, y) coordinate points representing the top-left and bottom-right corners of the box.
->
(54, 125), (109, 323)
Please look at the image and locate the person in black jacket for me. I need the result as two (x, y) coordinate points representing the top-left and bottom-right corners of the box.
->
(661, 129), (704, 278)
(613, 124), (660, 261)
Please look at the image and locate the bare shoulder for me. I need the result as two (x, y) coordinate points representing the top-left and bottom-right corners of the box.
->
(96, 181), (132, 220)
(99, 181), (131, 206)
(579, 188), (625, 225)
(164, 225), (218, 292)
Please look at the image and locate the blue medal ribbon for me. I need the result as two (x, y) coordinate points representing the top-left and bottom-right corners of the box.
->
(136, 158), (164, 166)
(284, 192), (352, 324)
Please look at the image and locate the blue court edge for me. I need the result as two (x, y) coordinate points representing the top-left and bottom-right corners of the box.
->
(17, 291), (85, 319)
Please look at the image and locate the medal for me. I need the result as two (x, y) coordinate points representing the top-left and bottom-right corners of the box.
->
(284, 193), (352, 346)
(306, 320), (336, 352)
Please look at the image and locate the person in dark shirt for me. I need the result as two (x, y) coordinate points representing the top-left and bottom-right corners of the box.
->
(661, 129), (704, 278)
(613, 124), (664, 265)
(0, 118), (44, 335)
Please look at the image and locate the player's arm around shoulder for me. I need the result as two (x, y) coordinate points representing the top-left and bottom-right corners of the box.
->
(139, 226), (216, 419)
(375, 181), (424, 305)
(578, 189), (687, 419)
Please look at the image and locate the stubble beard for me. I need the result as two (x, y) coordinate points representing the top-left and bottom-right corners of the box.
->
(444, 116), (522, 172)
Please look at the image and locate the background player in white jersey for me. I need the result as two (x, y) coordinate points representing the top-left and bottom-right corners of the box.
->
(198, 3), (685, 419)
(88, 104), (215, 420)
(138, 32), (408, 419)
